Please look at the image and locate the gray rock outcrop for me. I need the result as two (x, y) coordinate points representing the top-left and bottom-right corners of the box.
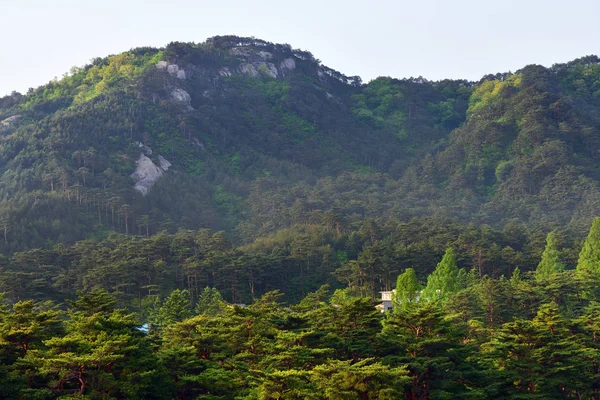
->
(239, 62), (280, 78)
(239, 63), (259, 77)
(131, 153), (171, 196)
(171, 88), (192, 109)
(280, 58), (296, 73)
(1, 115), (21, 127)
(157, 61), (186, 79)
(135, 141), (152, 155)
(218, 67), (233, 77)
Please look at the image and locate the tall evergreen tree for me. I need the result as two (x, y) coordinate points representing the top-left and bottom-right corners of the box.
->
(535, 231), (564, 281)
(421, 248), (460, 301)
(577, 217), (600, 276)
(195, 287), (224, 316)
(150, 289), (193, 330)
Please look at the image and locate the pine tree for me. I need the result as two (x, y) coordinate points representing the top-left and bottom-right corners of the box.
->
(422, 248), (460, 301)
(310, 359), (408, 399)
(195, 287), (224, 316)
(153, 289), (192, 329)
(380, 301), (482, 398)
(481, 302), (583, 398)
(535, 231), (564, 281)
(22, 291), (171, 398)
(577, 217), (600, 276)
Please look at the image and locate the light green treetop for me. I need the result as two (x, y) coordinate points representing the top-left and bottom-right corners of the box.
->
(195, 287), (224, 316)
(577, 217), (600, 276)
(393, 268), (421, 310)
(421, 248), (460, 301)
(150, 289), (192, 330)
(535, 231), (564, 281)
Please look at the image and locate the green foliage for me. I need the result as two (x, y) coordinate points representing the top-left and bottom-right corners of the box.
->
(393, 268), (421, 310)
(421, 248), (460, 301)
(577, 217), (600, 277)
(535, 231), (564, 281)
(310, 358), (408, 399)
(494, 160), (513, 182)
(2, 228), (600, 398)
(151, 289), (192, 330)
(195, 287), (224, 316)
(1, 38), (599, 256)
(467, 74), (522, 116)
(212, 185), (245, 229)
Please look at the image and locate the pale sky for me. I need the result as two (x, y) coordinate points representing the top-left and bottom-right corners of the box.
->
(1, 0), (599, 96)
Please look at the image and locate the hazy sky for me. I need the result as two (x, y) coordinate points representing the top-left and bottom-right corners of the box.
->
(2, 0), (599, 96)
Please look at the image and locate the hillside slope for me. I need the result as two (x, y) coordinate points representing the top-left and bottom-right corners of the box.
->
(0, 36), (599, 252)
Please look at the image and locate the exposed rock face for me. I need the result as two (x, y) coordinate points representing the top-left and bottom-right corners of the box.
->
(218, 67), (232, 77)
(280, 58), (296, 73)
(239, 62), (279, 78)
(230, 47), (252, 57)
(264, 63), (278, 78)
(1, 115), (21, 127)
(239, 63), (259, 77)
(171, 88), (192, 108)
(258, 51), (273, 60)
(225, 45), (298, 80)
(166, 46), (298, 86)
(135, 141), (152, 155)
(160, 46), (300, 101)
(158, 155), (172, 170)
(167, 64), (178, 75)
(157, 61), (186, 79)
(131, 153), (171, 196)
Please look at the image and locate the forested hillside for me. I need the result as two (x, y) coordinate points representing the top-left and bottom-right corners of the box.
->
(2, 35), (598, 254)
(0, 34), (598, 303)
(1, 34), (600, 398)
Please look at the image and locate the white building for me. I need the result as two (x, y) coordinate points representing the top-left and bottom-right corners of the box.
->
(379, 290), (395, 312)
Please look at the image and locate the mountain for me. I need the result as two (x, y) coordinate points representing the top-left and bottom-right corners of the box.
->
(3, 37), (600, 398)
(0, 35), (599, 255)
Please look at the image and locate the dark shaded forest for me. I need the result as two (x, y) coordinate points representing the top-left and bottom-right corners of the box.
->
(2, 218), (600, 399)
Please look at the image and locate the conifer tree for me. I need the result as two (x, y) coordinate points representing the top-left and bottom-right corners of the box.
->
(393, 268), (421, 310)
(195, 287), (224, 316)
(422, 248), (460, 301)
(380, 301), (480, 398)
(481, 301), (583, 397)
(577, 217), (600, 276)
(150, 289), (192, 330)
(535, 231), (564, 281)
(22, 291), (171, 398)
(310, 358), (408, 399)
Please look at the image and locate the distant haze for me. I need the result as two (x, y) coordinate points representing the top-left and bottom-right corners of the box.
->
(2, 0), (599, 96)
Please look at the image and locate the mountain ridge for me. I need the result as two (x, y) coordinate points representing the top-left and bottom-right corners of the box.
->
(0, 35), (599, 252)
